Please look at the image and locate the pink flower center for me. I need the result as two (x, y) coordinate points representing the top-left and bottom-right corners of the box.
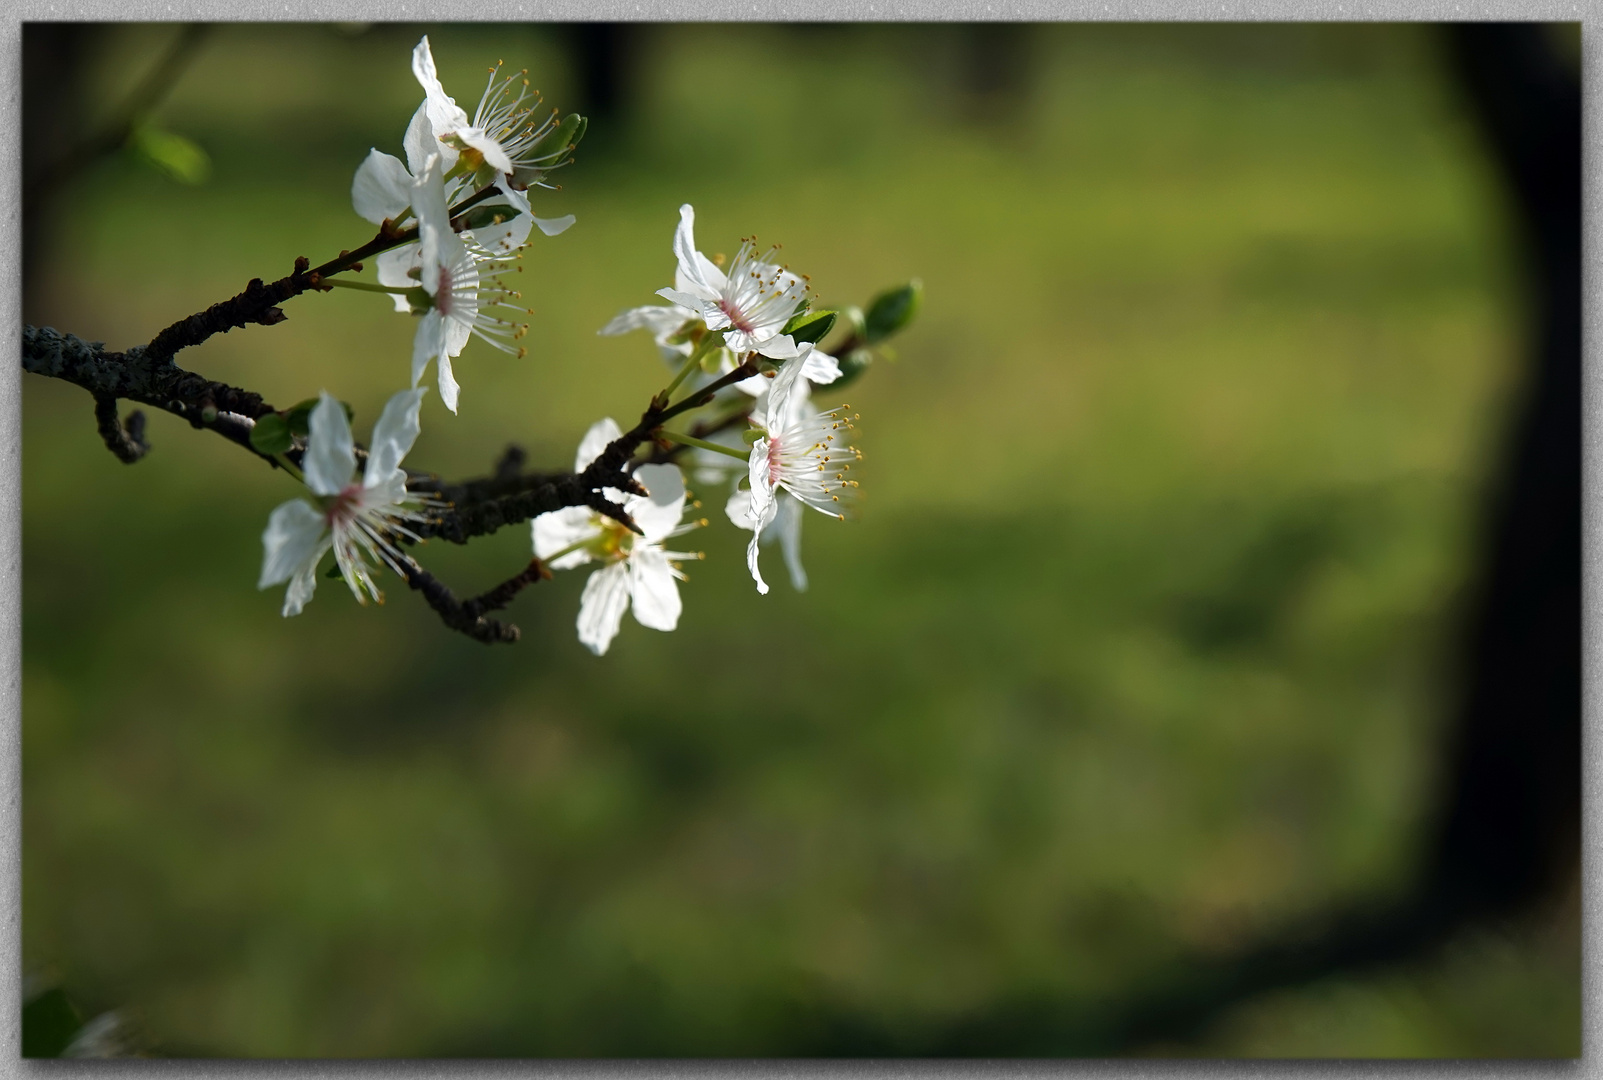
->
(718, 298), (755, 333)
(766, 435), (784, 480)
(436, 266), (455, 317)
(326, 484), (362, 527)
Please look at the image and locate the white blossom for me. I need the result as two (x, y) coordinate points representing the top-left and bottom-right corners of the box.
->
(651, 204), (812, 361)
(259, 389), (431, 616)
(531, 419), (703, 655)
(735, 348), (860, 594)
(406, 154), (536, 414)
(412, 35), (575, 188)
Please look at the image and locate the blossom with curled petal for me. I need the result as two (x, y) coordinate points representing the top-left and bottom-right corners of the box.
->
(412, 35), (574, 188)
(258, 389), (431, 616)
(735, 347), (860, 595)
(531, 419), (702, 655)
(351, 106), (574, 312)
(651, 204), (811, 361)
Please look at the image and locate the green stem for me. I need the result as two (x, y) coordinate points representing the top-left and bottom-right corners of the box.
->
(325, 278), (414, 296)
(659, 332), (726, 402)
(660, 355), (760, 422)
(658, 429), (749, 461)
(542, 536), (593, 564)
(274, 453), (305, 484)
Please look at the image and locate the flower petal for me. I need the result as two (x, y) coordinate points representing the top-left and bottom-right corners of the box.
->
(437, 352), (460, 414)
(628, 463), (686, 542)
(469, 212), (533, 257)
(377, 244), (422, 313)
(745, 531), (769, 596)
(365, 387), (427, 489)
(725, 487), (756, 531)
(411, 311), (440, 389)
(671, 204), (715, 295)
(533, 214), (576, 236)
(457, 127), (514, 175)
(403, 102), (436, 177)
(532, 506), (598, 570)
(801, 348), (842, 386)
(412, 36), (468, 158)
(775, 493), (808, 592)
(352, 150), (413, 226)
(282, 554), (325, 617)
(575, 417), (623, 472)
(577, 562), (631, 655)
(628, 546), (681, 631)
(656, 287), (716, 312)
(763, 346), (813, 432)
(259, 498), (329, 588)
(599, 304), (687, 338)
(304, 391), (357, 496)
(756, 333), (801, 360)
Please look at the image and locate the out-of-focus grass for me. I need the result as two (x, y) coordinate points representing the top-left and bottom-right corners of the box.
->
(22, 23), (1573, 1057)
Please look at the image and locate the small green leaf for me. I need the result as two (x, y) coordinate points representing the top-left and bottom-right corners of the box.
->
(783, 309), (837, 345)
(249, 413), (292, 455)
(325, 563), (344, 579)
(128, 122), (211, 185)
(863, 280), (923, 344)
(284, 398), (319, 436)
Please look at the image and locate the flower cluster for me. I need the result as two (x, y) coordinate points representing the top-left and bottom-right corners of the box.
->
(580, 203), (862, 621)
(348, 36), (578, 414)
(248, 35), (914, 654)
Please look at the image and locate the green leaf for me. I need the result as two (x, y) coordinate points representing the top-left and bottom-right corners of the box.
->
(863, 279), (923, 344)
(325, 563), (344, 579)
(128, 122), (211, 185)
(284, 399), (319, 436)
(249, 413), (292, 456)
(783, 309), (837, 345)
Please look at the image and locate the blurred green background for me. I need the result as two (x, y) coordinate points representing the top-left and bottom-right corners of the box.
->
(21, 22), (1578, 1057)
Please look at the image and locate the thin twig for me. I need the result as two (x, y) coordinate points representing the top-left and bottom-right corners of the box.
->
(92, 393), (150, 464)
(398, 555), (549, 644)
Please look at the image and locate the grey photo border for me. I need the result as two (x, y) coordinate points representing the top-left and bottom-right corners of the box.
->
(0, 1), (1593, 1075)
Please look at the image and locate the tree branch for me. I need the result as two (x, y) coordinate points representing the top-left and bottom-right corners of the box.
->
(398, 555), (550, 644)
(142, 184), (505, 364)
(92, 393), (149, 464)
(24, 325), (277, 463)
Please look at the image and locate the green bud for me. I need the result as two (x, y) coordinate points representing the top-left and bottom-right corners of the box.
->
(783, 309), (837, 345)
(863, 280), (923, 344)
(249, 413), (293, 456)
(527, 112), (583, 165)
